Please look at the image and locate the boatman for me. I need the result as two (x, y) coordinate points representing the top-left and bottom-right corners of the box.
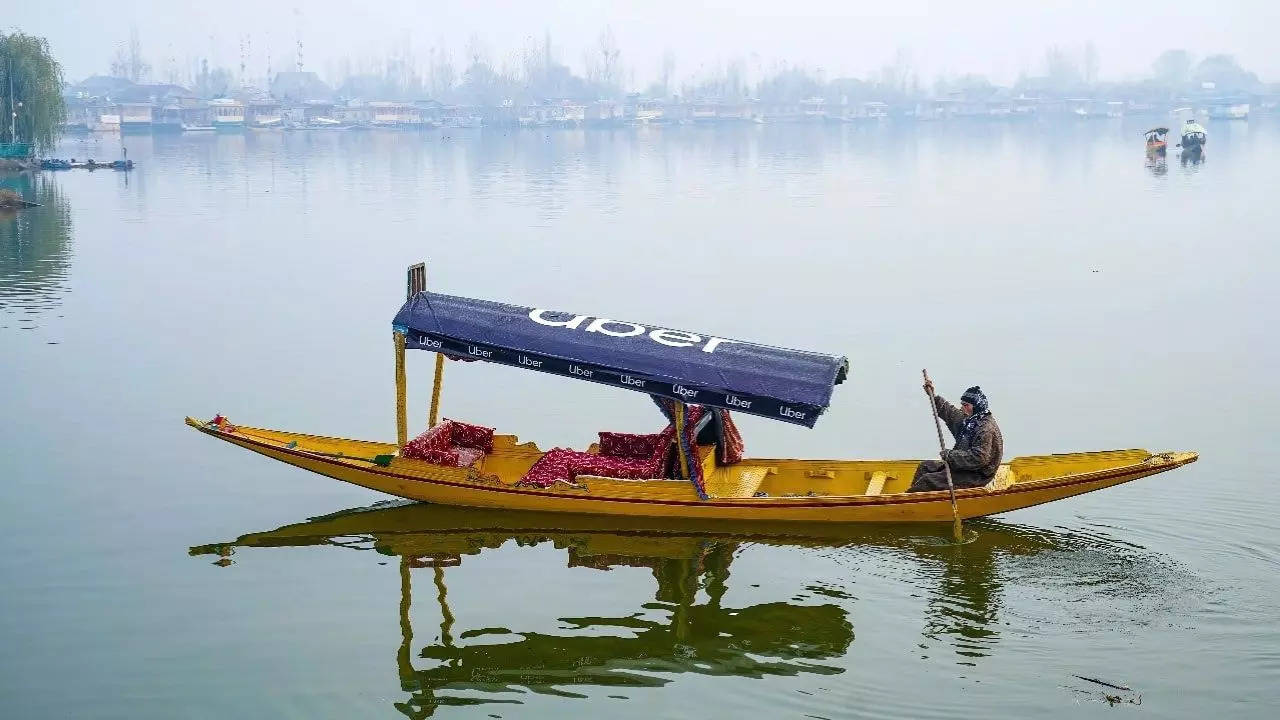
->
(909, 382), (1004, 493)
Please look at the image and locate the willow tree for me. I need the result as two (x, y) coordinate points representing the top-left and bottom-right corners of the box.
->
(0, 32), (67, 152)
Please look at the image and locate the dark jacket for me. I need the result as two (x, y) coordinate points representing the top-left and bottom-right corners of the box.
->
(935, 396), (1004, 480)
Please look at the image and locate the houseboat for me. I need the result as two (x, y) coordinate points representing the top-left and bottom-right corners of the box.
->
(559, 103), (586, 127)
(691, 101), (721, 123)
(152, 104), (183, 132)
(368, 102), (431, 128)
(1206, 100), (1249, 120)
(634, 100), (666, 124)
(799, 97), (828, 122)
(208, 98), (246, 130)
(586, 101), (624, 127)
(441, 106), (483, 128)
(118, 102), (154, 133)
(246, 100), (283, 128)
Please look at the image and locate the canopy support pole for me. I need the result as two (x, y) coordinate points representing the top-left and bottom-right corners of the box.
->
(672, 401), (692, 480)
(395, 331), (408, 449)
(428, 355), (445, 427)
(406, 262), (443, 428)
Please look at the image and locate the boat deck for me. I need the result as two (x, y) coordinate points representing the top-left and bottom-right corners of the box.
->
(188, 417), (1197, 523)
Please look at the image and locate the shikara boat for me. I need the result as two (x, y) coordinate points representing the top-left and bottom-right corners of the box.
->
(188, 264), (1196, 524)
(1145, 127), (1168, 155)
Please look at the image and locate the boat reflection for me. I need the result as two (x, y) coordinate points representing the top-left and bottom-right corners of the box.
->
(189, 503), (1144, 715)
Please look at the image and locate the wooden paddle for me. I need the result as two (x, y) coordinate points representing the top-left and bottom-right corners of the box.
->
(923, 369), (964, 543)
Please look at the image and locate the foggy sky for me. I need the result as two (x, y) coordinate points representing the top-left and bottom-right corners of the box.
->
(9, 1), (1278, 88)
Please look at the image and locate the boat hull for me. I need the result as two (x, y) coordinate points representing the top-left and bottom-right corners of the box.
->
(188, 418), (1196, 524)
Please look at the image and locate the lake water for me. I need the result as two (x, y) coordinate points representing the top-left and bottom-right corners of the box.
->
(2, 119), (1278, 718)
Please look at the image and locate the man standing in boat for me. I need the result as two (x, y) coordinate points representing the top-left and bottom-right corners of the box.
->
(909, 383), (1003, 492)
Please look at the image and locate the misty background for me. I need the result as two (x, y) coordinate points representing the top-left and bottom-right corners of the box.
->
(11, 1), (1278, 92)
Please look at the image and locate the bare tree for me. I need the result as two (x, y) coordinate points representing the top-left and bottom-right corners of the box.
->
(661, 49), (676, 96)
(427, 45), (455, 98)
(110, 45), (128, 78)
(126, 27), (150, 83)
(466, 34), (487, 69)
(1083, 41), (1099, 86)
(878, 48), (913, 95)
(597, 26), (621, 91)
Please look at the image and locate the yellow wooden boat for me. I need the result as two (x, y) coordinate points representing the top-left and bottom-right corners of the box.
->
(188, 264), (1196, 524)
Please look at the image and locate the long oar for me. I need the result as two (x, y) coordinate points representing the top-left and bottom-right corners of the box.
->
(923, 369), (964, 543)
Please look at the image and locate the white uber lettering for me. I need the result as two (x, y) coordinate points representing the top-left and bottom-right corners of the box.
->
(529, 309), (589, 329)
(779, 405), (807, 420)
(725, 394), (752, 409)
(468, 345), (493, 358)
(650, 329), (703, 348)
(701, 337), (739, 353)
(672, 384), (699, 399)
(620, 375), (646, 387)
(569, 364), (594, 378)
(585, 318), (646, 338)
(517, 355), (543, 368)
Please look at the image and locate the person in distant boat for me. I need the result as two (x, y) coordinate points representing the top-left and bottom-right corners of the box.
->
(1181, 119), (1207, 149)
(909, 383), (1004, 493)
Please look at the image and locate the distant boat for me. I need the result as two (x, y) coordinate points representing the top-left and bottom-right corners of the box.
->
(181, 124), (216, 132)
(1144, 127), (1168, 155)
(306, 117), (352, 130)
(1179, 121), (1207, 159)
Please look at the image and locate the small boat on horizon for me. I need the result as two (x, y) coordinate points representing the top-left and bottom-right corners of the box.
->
(1145, 127), (1168, 155)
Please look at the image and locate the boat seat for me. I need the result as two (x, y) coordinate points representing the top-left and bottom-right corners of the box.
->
(520, 407), (708, 488)
(984, 465), (1015, 492)
(703, 465), (769, 498)
(401, 419), (495, 467)
(519, 446), (670, 487)
(864, 471), (891, 496)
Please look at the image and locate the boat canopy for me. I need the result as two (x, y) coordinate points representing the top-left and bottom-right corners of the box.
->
(1146, 127), (1169, 136)
(393, 292), (848, 427)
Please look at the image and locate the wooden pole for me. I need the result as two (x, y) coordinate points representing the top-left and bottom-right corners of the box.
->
(923, 369), (964, 543)
(405, 262), (443, 427)
(428, 354), (445, 427)
(395, 331), (408, 449)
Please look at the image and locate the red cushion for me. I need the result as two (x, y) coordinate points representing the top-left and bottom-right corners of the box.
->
(454, 446), (486, 467)
(447, 419), (494, 452)
(402, 419), (495, 467)
(520, 447), (666, 488)
(598, 431), (665, 459)
(403, 424), (460, 465)
(520, 405), (717, 488)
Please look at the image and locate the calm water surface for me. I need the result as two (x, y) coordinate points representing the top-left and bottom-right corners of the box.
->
(2, 120), (1278, 718)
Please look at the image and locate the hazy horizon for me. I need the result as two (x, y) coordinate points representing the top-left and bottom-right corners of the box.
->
(9, 1), (1279, 90)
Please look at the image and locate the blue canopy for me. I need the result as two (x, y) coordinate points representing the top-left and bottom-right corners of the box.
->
(393, 292), (848, 428)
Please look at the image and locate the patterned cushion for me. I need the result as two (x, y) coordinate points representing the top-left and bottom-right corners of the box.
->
(454, 446), (486, 468)
(402, 419), (496, 467)
(598, 431), (665, 459)
(520, 406), (721, 488)
(520, 448), (665, 488)
(447, 419), (494, 452)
